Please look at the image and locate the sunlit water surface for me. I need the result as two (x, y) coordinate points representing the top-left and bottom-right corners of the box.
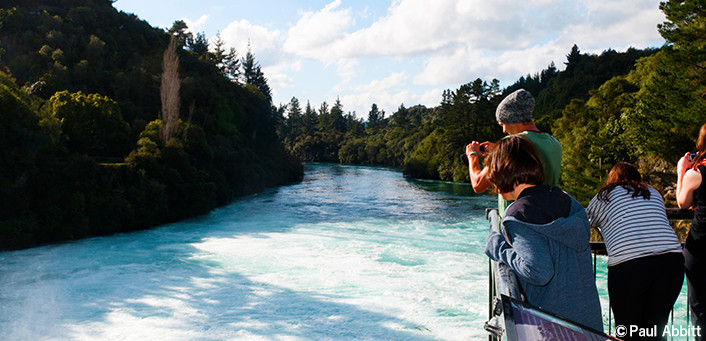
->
(0, 164), (690, 340)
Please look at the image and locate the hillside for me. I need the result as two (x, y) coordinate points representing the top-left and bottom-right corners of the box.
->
(275, 0), (706, 207)
(0, 0), (302, 250)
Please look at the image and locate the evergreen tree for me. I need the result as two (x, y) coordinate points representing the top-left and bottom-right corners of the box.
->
(211, 34), (228, 70)
(302, 101), (318, 135)
(0, 0), (303, 250)
(659, 0), (706, 96)
(367, 103), (384, 129)
(330, 97), (346, 132)
(168, 20), (193, 48)
(241, 43), (271, 102)
(224, 47), (240, 82)
(390, 103), (409, 128)
(287, 96), (302, 138)
(189, 32), (209, 56)
(564, 44), (582, 76)
(210, 34), (240, 81)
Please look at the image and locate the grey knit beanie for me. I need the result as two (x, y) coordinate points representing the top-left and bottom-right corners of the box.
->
(495, 89), (534, 124)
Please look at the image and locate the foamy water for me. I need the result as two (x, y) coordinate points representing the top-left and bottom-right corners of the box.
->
(0, 164), (691, 340)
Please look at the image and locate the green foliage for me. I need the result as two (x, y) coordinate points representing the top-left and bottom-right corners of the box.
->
(241, 44), (271, 101)
(281, 77), (503, 183)
(531, 46), (658, 133)
(279, 40), (678, 207)
(0, 73), (50, 196)
(550, 1), (706, 204)
(553, 79), (638, 204)
(404, 128), (448, 180)
(0, 0), (302, 250)
(659, 0), (706, 49)
(48, 90), (131, 157)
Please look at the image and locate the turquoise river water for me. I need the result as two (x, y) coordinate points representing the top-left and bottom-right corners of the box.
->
(0, 164), (692, 340)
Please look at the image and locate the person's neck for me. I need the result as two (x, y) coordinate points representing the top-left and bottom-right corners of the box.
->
(501, 183), (536, 201)
(507, 122), (541, 135)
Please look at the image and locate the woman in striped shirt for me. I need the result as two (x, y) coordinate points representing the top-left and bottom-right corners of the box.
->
(586, 162), (683, 340)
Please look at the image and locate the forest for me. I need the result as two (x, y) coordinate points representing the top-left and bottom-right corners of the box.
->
(0, 0), (302, 250)
(1, 0), (705, 250)
(277, 0), (706, 207)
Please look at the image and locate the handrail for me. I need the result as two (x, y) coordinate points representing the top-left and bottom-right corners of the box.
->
(485, 208), (521, 341)
(486, 207), (695, 340)
(486, 209), (522, 300)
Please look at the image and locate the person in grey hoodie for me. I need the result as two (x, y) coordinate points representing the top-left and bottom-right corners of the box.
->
(484, 135), (603, 332)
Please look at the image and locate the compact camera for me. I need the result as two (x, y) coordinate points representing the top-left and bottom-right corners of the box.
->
(460, 144), (486, 164)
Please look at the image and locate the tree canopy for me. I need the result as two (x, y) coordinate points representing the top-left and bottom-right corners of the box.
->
(0, 0), (302, 250)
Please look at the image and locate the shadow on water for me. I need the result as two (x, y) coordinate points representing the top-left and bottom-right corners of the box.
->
(0, 164), (494, 340)
(0, 230), (444, 340)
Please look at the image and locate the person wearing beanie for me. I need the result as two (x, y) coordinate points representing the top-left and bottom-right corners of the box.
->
(464, 88), (563, 214)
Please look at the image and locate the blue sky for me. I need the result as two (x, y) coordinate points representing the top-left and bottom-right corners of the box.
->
(112, 0), (667, 119)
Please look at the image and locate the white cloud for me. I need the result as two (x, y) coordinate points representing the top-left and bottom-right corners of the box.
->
(556, 0), (666, 53)
(202, 0), (667, 118)
(283, 0), (353, 62)
(340, 86), (443, 119)
(353, 72), (408, 93)
(338, 72), (439, 117)
(218, 19), (282, 65)
(283, 0), (664, 88)
(418, 88), (444, 108)
(333, 58), (360, 91)
(284, 0), (582, 62)
(263, 59), (301, 90)
(410, 0), (665, 86)
(213, 18), (309, 108)
(183, 15), (209, 33)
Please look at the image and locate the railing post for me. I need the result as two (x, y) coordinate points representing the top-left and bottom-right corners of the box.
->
(489, 258), (497, 341)
(485, 208), (523, 340)
(485, 208), (693, 339)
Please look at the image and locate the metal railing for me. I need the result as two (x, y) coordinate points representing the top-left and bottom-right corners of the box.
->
(486, 208), (697, 341)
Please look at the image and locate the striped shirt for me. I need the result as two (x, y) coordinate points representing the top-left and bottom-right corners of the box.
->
(585, 185), (682, 267)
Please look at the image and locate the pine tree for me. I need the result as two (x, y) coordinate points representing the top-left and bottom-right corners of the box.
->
(367, 103), (384, 129)
(224, 47), (240, 82)
(211, 34), (228, 70)
(564, 44), (582, 76)
(241, 42), (271, 101)
(168, 20), (193, 47)
(189, 32), (209, 56)
(302, 101), (318, 134)
(287, 96), (302, 138)
(211, 34), (240, 81)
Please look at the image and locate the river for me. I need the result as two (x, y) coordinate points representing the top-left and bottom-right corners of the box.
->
(0, 164), (691, 340)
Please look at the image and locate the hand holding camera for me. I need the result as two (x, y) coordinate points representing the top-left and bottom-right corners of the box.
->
(678, 151), (699, 177)
(689, 152), (699, 162)
(461, 141), (493, 164)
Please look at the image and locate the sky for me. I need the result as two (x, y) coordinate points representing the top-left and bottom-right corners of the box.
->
(111, 0), (667, 119)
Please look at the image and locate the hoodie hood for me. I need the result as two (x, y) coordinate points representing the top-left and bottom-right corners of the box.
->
(502, 197), (591, 251)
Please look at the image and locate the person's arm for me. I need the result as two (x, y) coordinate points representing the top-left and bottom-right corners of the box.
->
(485, 225), (554, 286)
(466, 142), (491, 193)
(584, 195), (603, 232)
(678, 170), (701, 209)
(677, 152), (702, 209)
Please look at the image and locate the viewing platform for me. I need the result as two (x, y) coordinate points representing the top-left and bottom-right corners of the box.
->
(485, 208), (698, 341)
